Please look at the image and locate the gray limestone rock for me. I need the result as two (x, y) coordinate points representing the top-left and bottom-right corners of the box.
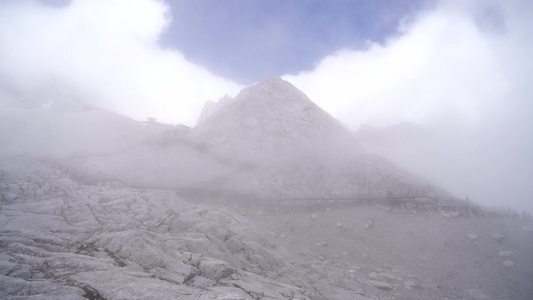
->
(368, 279), (394, 290)
(199, 259), (235, 280)
(491, 232), (505, 243)
(225, 236), (244, 253)
(0, 158), (317, 299)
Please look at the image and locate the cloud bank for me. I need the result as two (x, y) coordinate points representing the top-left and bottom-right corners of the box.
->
(284, 0), (533, 212)
(1, 0), (531, 212)
(0, 0), (243, 126)
(284, 1), (532, 130)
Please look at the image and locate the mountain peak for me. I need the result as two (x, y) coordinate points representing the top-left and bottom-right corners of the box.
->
(255, 76), (294, 89)
(258, 75), (286, 84)
(193, 76), (365, 163)
(194, 76), (336, 135)
(238, 76), (309, 106)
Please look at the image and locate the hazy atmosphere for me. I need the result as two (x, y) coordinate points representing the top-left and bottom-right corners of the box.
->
(1, 1), (533, 299)
(1, 0), (531, 213)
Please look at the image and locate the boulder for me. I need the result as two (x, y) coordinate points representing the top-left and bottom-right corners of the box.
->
(368, 279), (393, 290)
(199, 259), (235, 280)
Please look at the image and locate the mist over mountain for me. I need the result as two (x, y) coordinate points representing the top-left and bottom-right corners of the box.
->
(1, 76), (456, 201)
(355, 121), (533, 214)
(1, 76), (532, 299)
(190, 77), (453, 200)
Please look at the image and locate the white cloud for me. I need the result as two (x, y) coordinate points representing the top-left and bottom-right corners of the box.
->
(283, 1), (520, 130)
(0, 0), (243, 125)
(284, 0), (533, 213)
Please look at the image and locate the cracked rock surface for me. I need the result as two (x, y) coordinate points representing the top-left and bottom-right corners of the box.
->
(2, 158), (533, 299)
(0, 158), (324, 299)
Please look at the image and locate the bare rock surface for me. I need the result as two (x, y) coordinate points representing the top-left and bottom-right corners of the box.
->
(1, 158), (532, 299)
(0, 158), (323, 299)
(214, 200), (533, 300)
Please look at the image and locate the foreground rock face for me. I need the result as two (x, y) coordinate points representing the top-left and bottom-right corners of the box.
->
(0, 158), (320, 299)
(2, 76), (525, 299)
(2, 158), (533, 299)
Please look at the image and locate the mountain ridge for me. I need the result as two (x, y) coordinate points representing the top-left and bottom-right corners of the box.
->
(0, 76), (458, 202)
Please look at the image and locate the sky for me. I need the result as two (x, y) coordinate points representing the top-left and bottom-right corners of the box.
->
(0, 0), (532, 213)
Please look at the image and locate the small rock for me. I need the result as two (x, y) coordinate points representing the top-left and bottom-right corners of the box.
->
(336, 222), (343, 227)
(467, 234), (480, 241)
(403, 280), (417, 290)
(503, 260), (514, 268)
(491, 233), (505, 243)
(160, 271), (186, 284)
(498, 250), (514, 257)
(224, 236), (243, 253)
(450, 212), (460, 217)
(369, 280), (393, 291)
(310, 214), (318, 219)
(198, 259), (234, 280)
(3, 192), (18, 202)
(377, 272), (402, 282)
(441, 212), (451, 218)
(310, 294), (328, 300)
(188, 276), (216, 288)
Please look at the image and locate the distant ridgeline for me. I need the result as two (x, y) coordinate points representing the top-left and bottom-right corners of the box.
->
(0, 77), (461, 206)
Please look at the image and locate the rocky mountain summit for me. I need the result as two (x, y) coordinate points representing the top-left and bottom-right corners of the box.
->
(194, 76), (362, 159)
(191, 77), (453, 200)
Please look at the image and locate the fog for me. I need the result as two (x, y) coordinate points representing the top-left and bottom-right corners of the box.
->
(0, 0), (243, 125)
(284, 0), (533, 213)
(1, 2), (533, 298)
(0, 0), (532, 214)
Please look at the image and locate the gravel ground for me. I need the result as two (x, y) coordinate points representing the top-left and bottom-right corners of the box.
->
(217, 201), (533, 299)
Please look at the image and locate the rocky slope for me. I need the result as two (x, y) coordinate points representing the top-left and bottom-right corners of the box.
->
(1, 158), (532, 299)
(0, 158), (318, 299)
(191, 77), (454, 200)
(0, 77), (457, 202)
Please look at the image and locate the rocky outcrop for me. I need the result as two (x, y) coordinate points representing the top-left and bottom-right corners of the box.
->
(196, 94), (235, 126)
(0, 158), (317, 299)
(192, 77), (456, 201)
